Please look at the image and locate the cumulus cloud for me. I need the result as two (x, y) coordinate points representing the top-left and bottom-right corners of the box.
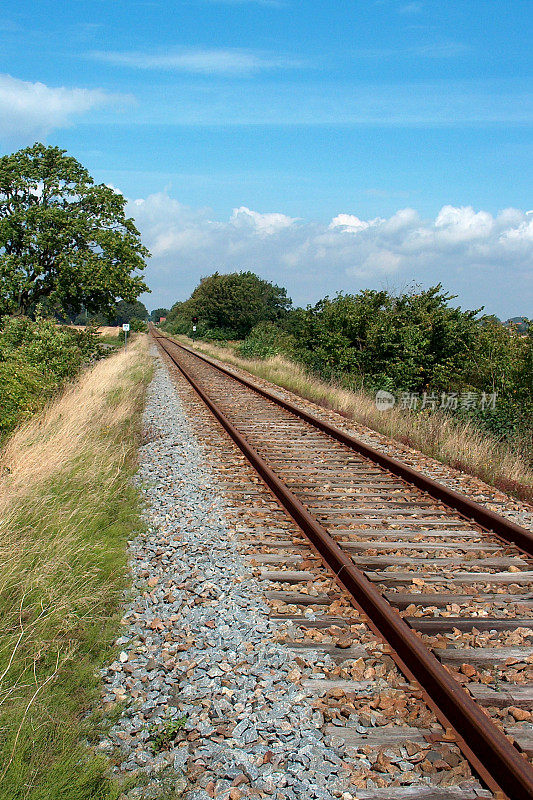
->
(329, 214), (379, 233)
(127, 192), (533, 308)
(230, 206), (296, 235)
(0, 73), (129, 143)
(434, 205), (493, 244)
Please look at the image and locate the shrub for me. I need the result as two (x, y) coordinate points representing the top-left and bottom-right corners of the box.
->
(238, 321), (294, 359)
(0, 361), (49, 435)
(290, 288), (532, 458)
(165, 318), (190, 336)
(129, 317), (148, 332)
(201, 326), (239, 342)
(0, 317), (102, 440)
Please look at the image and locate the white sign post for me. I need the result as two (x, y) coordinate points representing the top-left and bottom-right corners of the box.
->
(122, 322), (130, 350)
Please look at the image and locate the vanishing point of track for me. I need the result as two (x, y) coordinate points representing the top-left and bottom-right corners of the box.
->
(152, 328), (533, 800)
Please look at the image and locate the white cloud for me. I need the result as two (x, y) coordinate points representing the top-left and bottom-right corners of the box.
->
(89, 47), (300, 75)
(231, 206), (296, 235)
(0, 73), (129, 142)
(128, 192), (533, 309)
(434, 205), (494, 244)
(382, 207), (419, 232)
(499, 215), (533, 246)
(329, 214), (379, 233)
(357, 250), (401, 276)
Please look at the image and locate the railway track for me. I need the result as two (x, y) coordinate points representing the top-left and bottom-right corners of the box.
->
(152, 329), (533, 800)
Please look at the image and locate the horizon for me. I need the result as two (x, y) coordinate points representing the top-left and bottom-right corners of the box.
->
(144, 271), (530, 322)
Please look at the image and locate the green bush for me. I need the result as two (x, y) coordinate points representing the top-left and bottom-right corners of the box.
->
(165, 318), (190, 336)
(163, 271), (291, 338)
(238, 321), (294, 359)
(0, 317), (102, 440)
(129, 317), (147, 332)
(201, 326), (239, 341)
(290, 288), (532, 457)
(0, 361), (49, 435)
(118, 318), (147, 339)
(292, 286), (483, 392)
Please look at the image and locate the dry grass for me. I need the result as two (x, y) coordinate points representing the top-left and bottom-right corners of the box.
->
(182, 337), (533, 502)
(0, 336), (153, 798)
(0, 337), (147, 496)
(68, 324), (120, 337)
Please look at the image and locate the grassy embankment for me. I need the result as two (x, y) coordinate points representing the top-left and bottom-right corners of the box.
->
(178, 336), (533, 502)
(0, 336), (152, 799)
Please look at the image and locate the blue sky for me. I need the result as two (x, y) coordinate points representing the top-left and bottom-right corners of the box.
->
(1, 0), (532, 316)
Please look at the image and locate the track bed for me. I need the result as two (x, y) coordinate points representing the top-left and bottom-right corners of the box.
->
(152, 331), (533, 799)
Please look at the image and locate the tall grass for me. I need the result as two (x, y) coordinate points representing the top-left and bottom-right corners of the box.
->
(181, 337), (533, 503)
(0, 337), (153, 799)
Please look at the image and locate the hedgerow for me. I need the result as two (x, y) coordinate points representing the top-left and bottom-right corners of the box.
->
(238, 321), (294, 359)
(0, 317), (102, 440)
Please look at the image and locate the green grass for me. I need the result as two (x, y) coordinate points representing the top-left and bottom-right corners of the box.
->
(98, 334), (122, 346)
(147, 714), (188, 755)
(0, 339), (153, 799)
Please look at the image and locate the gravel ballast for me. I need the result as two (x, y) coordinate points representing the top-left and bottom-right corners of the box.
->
(99, 353), (357, 799)
(186, 343), (533, 531)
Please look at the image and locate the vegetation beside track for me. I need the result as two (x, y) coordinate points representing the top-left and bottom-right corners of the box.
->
(162, 275), (531, 499)
(173, 334), (533, 502)
(0, 336), (152, 799)
(0, 317), (104, 442)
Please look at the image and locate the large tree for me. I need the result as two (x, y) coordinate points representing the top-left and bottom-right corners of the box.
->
(0, 143), (149, 317)
(183, 271), (291, 337)
(109, 299), (149, 325)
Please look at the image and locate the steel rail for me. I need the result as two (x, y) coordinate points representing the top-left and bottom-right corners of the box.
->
(156, 331), (533, 558)
(153, 330), (533, 800)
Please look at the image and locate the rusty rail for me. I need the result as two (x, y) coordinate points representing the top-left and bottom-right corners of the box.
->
(157, 331), (533, 559)
(152, 329), (533, 800)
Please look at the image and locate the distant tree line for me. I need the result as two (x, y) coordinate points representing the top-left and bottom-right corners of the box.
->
(163, 273), (531, 458)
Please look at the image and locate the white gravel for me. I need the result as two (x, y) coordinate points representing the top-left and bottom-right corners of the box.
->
(99, 353), (356, 799)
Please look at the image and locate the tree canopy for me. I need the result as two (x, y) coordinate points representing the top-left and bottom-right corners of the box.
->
(109, 300), (149, 325)
(149, 307), (170, 322)
(0, 143), (149, 317)
(293, 285), (484, 392)
(166, 271), (291, 338)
